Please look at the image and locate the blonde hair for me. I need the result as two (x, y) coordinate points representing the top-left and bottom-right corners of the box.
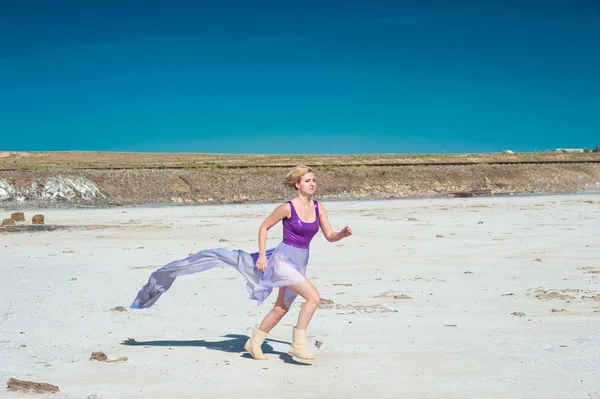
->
(283, 164), (314, 189)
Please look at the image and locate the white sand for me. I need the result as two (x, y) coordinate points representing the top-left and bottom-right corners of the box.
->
(1, 194), (599, 398)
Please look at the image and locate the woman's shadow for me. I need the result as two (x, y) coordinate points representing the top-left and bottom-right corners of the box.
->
(121, 334), (312, 365)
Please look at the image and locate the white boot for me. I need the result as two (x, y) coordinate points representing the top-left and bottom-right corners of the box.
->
(244, 325), (268, 360)
(288, 327), (315, 360)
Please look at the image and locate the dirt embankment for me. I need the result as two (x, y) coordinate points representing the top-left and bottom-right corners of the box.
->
(1, 150), (600, 169)
(1, 163), (599, 208)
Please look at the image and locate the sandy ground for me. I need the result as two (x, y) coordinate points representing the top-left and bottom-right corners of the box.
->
(1, 194), (599, 398)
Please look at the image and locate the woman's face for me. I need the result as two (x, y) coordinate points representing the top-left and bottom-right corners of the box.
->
(297, 172), (316, 195)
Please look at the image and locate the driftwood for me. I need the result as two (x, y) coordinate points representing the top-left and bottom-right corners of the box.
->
(6, 378), (60, 393)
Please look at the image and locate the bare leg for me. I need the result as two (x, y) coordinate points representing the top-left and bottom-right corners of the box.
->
(285, 280), (320, 360)
(245, 288), (290, 360)
(288, 280), (321, 329)
(258, 287), (289, 333)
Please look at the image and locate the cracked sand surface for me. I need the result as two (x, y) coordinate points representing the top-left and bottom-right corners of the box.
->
(1, 194), (599, 398)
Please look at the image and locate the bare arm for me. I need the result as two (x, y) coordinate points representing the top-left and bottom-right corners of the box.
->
(258, 203), (291, 255)
(318, 202), (352, 242)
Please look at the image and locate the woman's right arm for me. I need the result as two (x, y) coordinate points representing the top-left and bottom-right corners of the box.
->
(256, 203), (290, 271)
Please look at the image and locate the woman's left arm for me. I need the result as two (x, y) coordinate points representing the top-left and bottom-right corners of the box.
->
(318, 202), (352, 242)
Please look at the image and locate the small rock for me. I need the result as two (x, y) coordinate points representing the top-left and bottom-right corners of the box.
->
(464, 271), (473, 274)
(218, 238), (229, 242)
(316, 299), (334, 309)
(110, 306), (127, 312)
(511, 312), (526, 317)
(87, 395), (101, 399)
(69, 277), (78, 281)
(533, 258), (542, 262)
(2, 218), (16, 226)
(315, 340), (323, 350)
(550, 308), (568, 313)
(32, 215), (45, 225)
(89, 351), (128, 363)
(10, 212), (25, 222)
(436, 234), (444, 238)
(90, 352), (108, 361)
(444, 324), (457, 327)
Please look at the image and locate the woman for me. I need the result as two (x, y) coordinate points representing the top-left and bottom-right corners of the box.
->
(130, 165), (352, 361)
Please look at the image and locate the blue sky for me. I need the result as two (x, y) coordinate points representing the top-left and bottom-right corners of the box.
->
(0, 0), (599, 154)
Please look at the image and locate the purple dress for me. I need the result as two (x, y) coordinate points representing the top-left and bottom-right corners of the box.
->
(131, 200), (321, 309)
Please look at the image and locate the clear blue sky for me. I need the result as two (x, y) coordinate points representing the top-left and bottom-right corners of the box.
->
(1, 0), (598, 154)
